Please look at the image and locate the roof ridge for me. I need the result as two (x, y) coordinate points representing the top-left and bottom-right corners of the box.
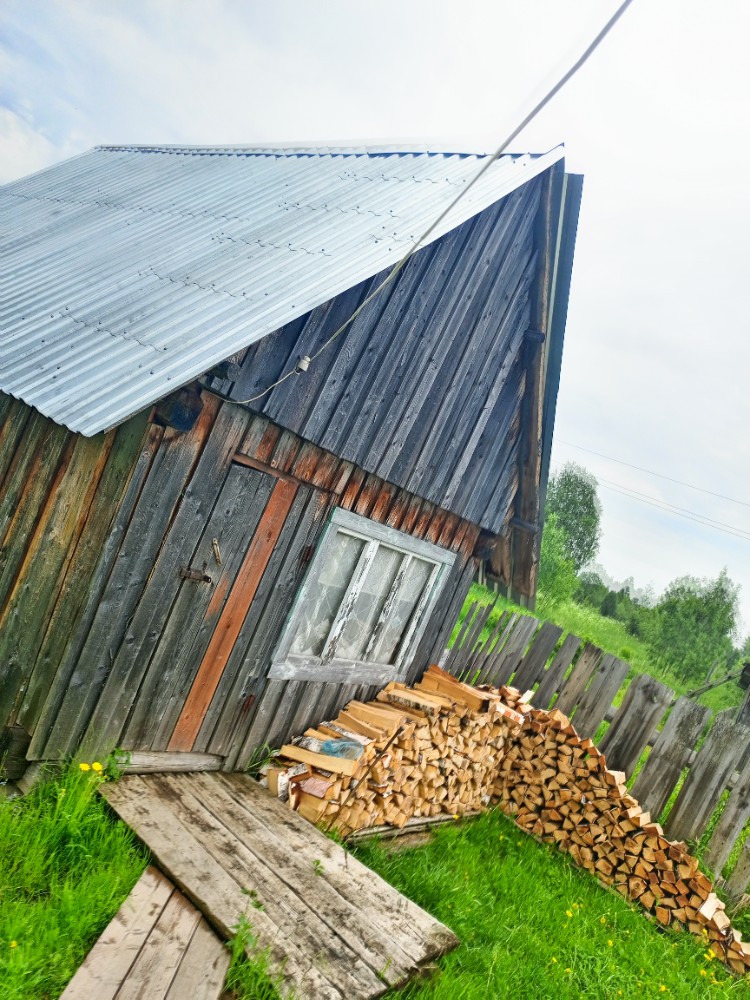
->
(93, 142), (562, 159)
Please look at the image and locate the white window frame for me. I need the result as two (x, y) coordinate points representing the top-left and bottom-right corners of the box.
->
(269, 508), (456, 685)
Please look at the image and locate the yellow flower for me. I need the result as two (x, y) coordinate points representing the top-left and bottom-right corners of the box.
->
(660, 987), (667, 993)
(608, 940), (613, 947)
(600, 916), (607, 925)
(566, 910), (573, 918)
(9, 941), (17, 948)
(79, 762), (91, 771)
(700, 970), (707, 977)
(92, 761), (103, 772)
(565, 967), (572, 974)
(704, 951), (714, 962)
(551, 956), (557, 963)
(453, 814), (459, 820)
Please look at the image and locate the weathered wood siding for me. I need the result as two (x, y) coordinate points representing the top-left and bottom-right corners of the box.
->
(207, 178), (543, 537)
(1, 395), (477, 765)
(0, 395), (152, 772)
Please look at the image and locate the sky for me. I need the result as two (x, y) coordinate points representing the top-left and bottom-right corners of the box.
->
(1, 0), (749, 636)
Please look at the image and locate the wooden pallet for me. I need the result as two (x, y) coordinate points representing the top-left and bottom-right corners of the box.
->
(61, 866), (229, 999)
(101, 772), (458, 999)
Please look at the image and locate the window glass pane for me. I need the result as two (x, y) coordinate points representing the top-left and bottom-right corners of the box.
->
(290, 532), (364, 656)
(373, 557), (433, 664)
(336, 546), (403, 661)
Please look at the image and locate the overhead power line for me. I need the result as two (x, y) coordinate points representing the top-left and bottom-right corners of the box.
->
(595, 476), (750, 542)
(229, 0), (636, 405)
(558, 440), (750, 509)
(551, 461), (750, 544)
(598, 482), (750, 544)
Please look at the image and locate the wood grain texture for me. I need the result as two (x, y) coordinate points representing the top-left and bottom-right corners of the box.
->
(207, 181), (545, 543)
(101, 773), (457, 999)
(599, 673), (674, 778)
(168, 477), (298, 751)
(630, 697), (710, 821)
(665, 710), (750, 843)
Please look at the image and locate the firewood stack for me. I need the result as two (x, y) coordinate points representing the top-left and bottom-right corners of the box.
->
(262, 665), (522, 835)
(263, 667), (750, 973)
(494, 703), (750, 974)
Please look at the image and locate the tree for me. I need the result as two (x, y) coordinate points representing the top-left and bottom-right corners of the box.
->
(545, 463), (602, 571)
(537, 514), (578, 610)
(646, 569), (741, 683)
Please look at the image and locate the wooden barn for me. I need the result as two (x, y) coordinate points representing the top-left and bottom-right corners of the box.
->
(0, 143), (581, 779)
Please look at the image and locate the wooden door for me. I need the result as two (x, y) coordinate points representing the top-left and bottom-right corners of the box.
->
(72, 462), (309, 757)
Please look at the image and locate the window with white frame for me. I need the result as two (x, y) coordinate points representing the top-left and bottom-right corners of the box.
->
(269, 508), (455, 684)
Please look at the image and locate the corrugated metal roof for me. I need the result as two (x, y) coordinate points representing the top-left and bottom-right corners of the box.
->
(0, 143), (564, 436)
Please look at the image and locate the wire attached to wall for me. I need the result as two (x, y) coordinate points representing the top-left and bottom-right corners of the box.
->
(225, 0), (636, 405)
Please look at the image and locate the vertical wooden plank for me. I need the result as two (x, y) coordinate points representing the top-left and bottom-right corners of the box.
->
(665, 710), (750, 843)
(18, 414), (149, 734)
(510, 621), (563, 692)
(569, 655), (629, 739)
(0, 398), (31, 492)
(630, 697), (711, 821)
(553, 643), (602, 717)
(475, 613), (519, 685)
(33, 425), (164, 759)
(724, 839), (750, 901)
(121, 466), (275, 750)
(168, 477), (299, 751)
(468, 611), (509, 679)
(442, 602), (478, 674)
(196, 486), (323, 759)
(705, 754), (750, 877)
(598, 674), (674, 778)
(76, 401), (246, 756)
(0, 430), (112, 728)
(488, 615), (539, 687)
(533, 633), (582, 709)
(0, 417), (70, 610)
(44, 404), (218, 758)
(448, 603), (495, 679)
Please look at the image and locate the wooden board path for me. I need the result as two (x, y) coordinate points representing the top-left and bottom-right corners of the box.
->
(101, 773), (458, 1000)
(61, 866), (229, 1000)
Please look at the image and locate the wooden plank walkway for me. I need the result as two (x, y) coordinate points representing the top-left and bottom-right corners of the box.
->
(61, 866), (229, 1000)
(101, 773), (458, 999)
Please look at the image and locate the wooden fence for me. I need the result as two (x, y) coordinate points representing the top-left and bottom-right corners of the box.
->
(445, 600), (750, 903)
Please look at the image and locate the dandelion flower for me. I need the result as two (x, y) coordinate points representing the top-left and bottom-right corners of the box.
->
(608, 940), (613, 947)
(660, 987), (667, 993)
(551, 957), (557, 964)
(566, 910), (573, 918)
(9, 941), (17, 948)
(79, 762), (91, 771)
(565, 967), (572, 974)
(453, 814), (459, 820)
(600, 916), (607, 925)
(700, 970), (707, 977)
(92, 761), (103, 772)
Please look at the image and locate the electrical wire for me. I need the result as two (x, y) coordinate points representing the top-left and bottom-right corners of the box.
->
(558, 439), (750, 509)
(231, 0), (636, 405)
(597, 482), (750, 544)
(551, 460), (750, 543)
(595, 476), (750, 541)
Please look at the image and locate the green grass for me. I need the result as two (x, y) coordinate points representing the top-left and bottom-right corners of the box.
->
(0, 764), (148, 1000)
(458, 584), (743, 713)
(355, 811), (750, 999)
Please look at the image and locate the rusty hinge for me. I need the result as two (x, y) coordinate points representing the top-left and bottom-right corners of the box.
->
(179, 567), (213, 583)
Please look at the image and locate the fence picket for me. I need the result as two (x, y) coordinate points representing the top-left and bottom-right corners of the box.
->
(599, 674), (674, 778)
(665, 710), (750, 843)
(533, 634), (582, 709)
(511, 621), (563, 692)
(570, 655), (629, 740)
(705, 755), (750, 877)
(630, 697), (710, 821)
(553, 644), (602, 717)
